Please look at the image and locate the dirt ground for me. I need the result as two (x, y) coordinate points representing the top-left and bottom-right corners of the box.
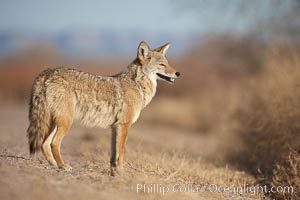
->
(0, 104), (263, 200)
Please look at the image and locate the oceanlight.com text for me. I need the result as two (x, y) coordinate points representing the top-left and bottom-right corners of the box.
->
(135, 183), (294, 197)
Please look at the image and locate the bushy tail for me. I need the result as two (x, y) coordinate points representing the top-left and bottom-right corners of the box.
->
(27, 70), (52, 155)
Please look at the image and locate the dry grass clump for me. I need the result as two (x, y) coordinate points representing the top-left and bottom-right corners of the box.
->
(268, 149), (300, 200)
(229, 44), (300, 199)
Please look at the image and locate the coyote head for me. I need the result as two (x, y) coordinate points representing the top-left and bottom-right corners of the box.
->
(137, 41), (180, 84)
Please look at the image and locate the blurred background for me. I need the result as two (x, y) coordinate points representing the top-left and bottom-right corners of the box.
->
(1, 0), (300, 199)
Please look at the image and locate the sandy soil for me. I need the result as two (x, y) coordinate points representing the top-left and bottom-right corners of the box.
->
(0, 104), (261, 200)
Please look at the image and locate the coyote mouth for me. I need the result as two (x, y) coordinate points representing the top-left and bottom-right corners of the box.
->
(156, 73), (175, 83)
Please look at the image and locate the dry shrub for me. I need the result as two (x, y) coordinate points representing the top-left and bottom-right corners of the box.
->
(229, 43), (300, 199)
(269, 149), (300, 200)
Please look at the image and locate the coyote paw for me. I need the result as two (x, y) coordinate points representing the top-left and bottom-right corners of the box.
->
(48, 160), (58, 167)
(60, 164), (73, 172)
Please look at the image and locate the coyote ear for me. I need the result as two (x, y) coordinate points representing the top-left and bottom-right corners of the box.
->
(138, 41), (151, 63)
(154, 43), (170, 55)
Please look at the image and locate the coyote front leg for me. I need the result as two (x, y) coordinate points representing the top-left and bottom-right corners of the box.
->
(110, 123), (129, 176)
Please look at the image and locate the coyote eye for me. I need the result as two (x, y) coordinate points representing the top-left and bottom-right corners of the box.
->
(159, 64), (166, 67)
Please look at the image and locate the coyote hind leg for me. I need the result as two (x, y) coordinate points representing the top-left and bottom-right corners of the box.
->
(42, 126), (57, 166)
(51, 115), (73, 171)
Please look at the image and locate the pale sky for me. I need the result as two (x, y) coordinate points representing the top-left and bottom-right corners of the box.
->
(0, 0), (199, 34)
(1, 0), (296, 35)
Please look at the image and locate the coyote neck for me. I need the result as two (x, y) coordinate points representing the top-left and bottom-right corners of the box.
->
(135, 66), (157, 107)
(117, 63), (157, 108)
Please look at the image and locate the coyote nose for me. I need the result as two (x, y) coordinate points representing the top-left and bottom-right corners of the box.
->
(175, 72), (181, 77)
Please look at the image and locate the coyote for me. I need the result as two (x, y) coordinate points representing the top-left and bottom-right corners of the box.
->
(27, 41), (180, 175)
